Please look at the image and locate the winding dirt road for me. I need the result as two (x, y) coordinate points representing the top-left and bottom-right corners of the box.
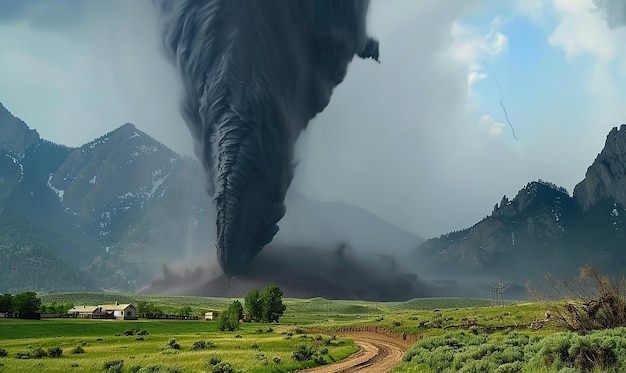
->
(302, 334), (406, 373)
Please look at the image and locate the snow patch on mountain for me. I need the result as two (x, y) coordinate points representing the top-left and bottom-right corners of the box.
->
(47, 174), (64, 201)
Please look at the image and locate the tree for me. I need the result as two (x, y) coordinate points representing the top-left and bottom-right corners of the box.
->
(0, 293), (13, 313)
(13, 291), (41, 315)
(137, 301), (162, 315)
(262, 285), (286, 323)
(179, 305), (193, 316)
(217, 301), (242, 331)
(231, 300), (243, 321)
(244, 289), (263, 322)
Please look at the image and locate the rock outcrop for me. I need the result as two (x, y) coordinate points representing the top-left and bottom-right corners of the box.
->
(0, 103), (40, 155)
(574, 124), (626, 210)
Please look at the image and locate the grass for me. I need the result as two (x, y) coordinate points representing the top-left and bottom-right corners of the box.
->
(10, 293), (625, 372)
(0, 319), (357, 372)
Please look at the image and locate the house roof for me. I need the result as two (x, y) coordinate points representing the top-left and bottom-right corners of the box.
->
(99, 304), (136, 312)
(68, 305), (101, 314)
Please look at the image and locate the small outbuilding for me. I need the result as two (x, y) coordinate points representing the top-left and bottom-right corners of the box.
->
(204, 311), (219, 321)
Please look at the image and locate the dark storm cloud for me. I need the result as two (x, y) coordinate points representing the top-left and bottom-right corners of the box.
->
(594, 0), (626, 28)
(155, 0), (379, 274)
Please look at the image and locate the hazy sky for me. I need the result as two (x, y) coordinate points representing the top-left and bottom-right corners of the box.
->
(1, 0), (626, 239)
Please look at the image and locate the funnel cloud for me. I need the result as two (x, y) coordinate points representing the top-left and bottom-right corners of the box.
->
(155, 0), (379, 274)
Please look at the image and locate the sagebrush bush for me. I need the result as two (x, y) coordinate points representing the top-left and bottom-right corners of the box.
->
(405, 332), (530, 372)
(0, 348), (7, 358)
(167, 339), (180, 350)
(190, 340), (207, 350)
(104, 359), (124, 373)
(208, 356), (221, 366)
(31, 347), (48, 359)
(71, 345), (85, 354)
(292, 343), (319, 362)
(136, 364), (184, 372)
(47, 346), (63, 358)
(526, 328), (626, 372)
(530, 266), (626, 333)
(212, 361), (237, 373)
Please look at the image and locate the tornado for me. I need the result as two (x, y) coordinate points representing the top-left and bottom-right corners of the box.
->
(155, 0), (379, 274)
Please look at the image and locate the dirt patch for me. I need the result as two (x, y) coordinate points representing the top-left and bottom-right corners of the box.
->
(302, 337), (405, 372)
(300, 326), (417, 372)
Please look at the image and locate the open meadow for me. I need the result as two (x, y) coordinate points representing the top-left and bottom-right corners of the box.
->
(1, 294), (626, 372)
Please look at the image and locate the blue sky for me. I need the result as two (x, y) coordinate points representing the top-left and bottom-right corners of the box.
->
(1, 0), (626, 239)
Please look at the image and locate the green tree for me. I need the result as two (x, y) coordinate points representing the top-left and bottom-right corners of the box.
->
(13, 291), (41, 315)
(179, 305), (193, 316)
(244, 289), (263, 322)
(217, 301), (243, 331)
(262, 285), (286, 323)
(231, 300), (243, 321)
(137, 301), (162, 315)
(0, 293), (13, 313)
(57, 302), (73, 314)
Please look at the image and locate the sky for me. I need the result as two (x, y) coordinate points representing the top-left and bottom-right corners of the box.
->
(1, 0), (626, 239)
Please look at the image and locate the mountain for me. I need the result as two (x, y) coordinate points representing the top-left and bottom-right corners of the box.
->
(412, 124), (626, 284)
(0, 103), (213, 293)
(0, 102), (422, 294)
(0, 103), (39, 154)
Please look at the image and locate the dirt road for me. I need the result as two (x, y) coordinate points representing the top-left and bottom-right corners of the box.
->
(302, 335), (406, 373)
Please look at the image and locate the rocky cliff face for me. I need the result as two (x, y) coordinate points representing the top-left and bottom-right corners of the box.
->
(0, 103), (40, 155)
(574, 124), (626, 210)
(413, 125), (626, 283)
(415, 181), (574, 275)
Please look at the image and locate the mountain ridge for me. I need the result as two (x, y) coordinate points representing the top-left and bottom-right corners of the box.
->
(412, 125), (626, 284)
(0, 101), (422, 294)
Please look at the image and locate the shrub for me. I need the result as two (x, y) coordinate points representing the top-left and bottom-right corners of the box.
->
(529, 266), (626, 333)
(104, 359), (124, 373)
(167, 339), (180, 350)
(16, 352), (31, 359)
(208, 356), (221, 366)
(0, 348), (7, 358)
(272, 357), (281, 364)
(191, 340), (215, 350)
(526, 329), (626, 372)
(320, 348), (329, 355)
(137, 364), (184, 373)
(292, 343), (317, 361)
(71, 345), (85, 354)
(47, 346), (63, 358)
(251, 343), (260, 350)
(212, 361), (237, 373)
(31, 347), (48, 358)
(137, 330), (149, 336)
(124, 330), (135, 336)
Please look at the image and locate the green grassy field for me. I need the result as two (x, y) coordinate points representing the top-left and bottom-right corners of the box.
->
(2, 293), (625, 372)
(0, 318), (357, 372)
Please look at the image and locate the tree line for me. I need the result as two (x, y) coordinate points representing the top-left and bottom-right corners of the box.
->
(0, 291), (42, 316)
(217, 284), (287, 331)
